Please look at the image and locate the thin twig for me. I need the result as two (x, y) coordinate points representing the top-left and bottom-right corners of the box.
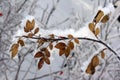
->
(26, 70), (61, 80)
(20, 36), (120, 61)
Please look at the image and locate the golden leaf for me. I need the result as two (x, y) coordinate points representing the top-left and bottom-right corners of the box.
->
(27, 33), (34, 38)
(34, 51), (44, 58)
(38, 58), (44, 69)
(89, 22), (95, 32)
(92, 55), (99, 67)
(10, 43), (19, 58)
(34, 27), (39, 34)
(59, 50), (65, 56)
(68, 41), (74, 50)
(74, 38), (79, 44)
(65, 46), (70, 57)
(45, 48), (50, 57)
(49, 43), (53, 50)
(93, 10), (104, 23)
(55, 42), (66, 50)
(95, 28), (100, 36)
(86, 63), (95, 75)
(17, 39), (25, 46)
(44, 57), (50, 65)
(101, 51), (105, 59)
(101, 15), (109, 23)
(68, 34), (73, 39)
(25, 19), (35, 32)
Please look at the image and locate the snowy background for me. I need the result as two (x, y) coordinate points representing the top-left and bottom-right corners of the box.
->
(0, 0), (120, 80)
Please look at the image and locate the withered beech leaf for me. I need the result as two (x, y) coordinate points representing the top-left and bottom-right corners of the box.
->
(25, 19), (35, 32)
(31, 19), (35, 29)
(34, 51), (44, 58)
(92, 55), (99, 67)
(89, 22), (95, 32)
(59, 50), (65, 56)
(65, 46), (70, 57)
(37, 39), (45, 44)
(101, 15), (109, 23)
(27, 33), (34, 38)
(95, 28), (100, 36)
(17, 39), (25, 46)
(85, 63), (95, 75)
(38, 58), (44, 69)
(45, 48), (50, 57)
(94, 10), (104, 23)
(68, 41), (74, 50)
(74, 38), (79, 44)
(68, 34), (73, 39)
(44, 57), (50, 65)
(55, 42), (66, 50)
(49, 43), (53, 50)
(34, 27), (39, 34)
(10, 43), (19, 58)
(101, 51), (105, 59)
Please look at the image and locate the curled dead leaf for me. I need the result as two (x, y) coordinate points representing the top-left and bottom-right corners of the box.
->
(86, 63), (95, 75)
(27, 33), (34, 38)
(45, 48), (50, 57)
(93, 10), (104, 23)
(101, 15), (109, 23)
(74, 38), (79, 44)
(95, 28), (100, 36)
(10, 43), (19, 58)
(55, 42), (66, 50)
(59, 49), (65, 56)
(49, 34), (54, 38)
(38, 58), (44, 69)
(24, 19), (35, 32)
(101, 51), (105, 59)
(68, 34), (73, 39)
(44, 57), (50, 65)
(92, 55), (99, 67)
(89, 22), (95, 32)
(34, 51), (44, 58)
(49, 43), (53, 50)
(34, 27), (39, 34)
(17, 39), (25, 46)
(68, 41), (74, 50)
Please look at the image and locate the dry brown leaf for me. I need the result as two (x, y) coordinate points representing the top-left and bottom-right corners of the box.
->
(68, 34), (73, 39)
(34, 27), (39, 34)
(45, 48), (50, 57)
(101, 51), (105, 59)
(68, 41), (74, 50)
(10, 43), (19, 58)
(17, 39), (25, 46)
(101, 15), (109, 23)
(85, 63), (95, 75)
(44, 57), (50, 65)
(94, 10), (104, 23)
(40, 48), (46, 51)
(89, 22), (95, 32)
(37, 39), (45, 44)
(27, 33), (34, 38)
(74, 38), (79, 44)
(49, 43), (53, 50)
(38, 58), (44, 69)
(65, 46), (70, 57)
(95, 28), (100, 36)
(55, 42), (66, 50)
(34, 51), (44, 58)
(92, 55), (99, 67)
(59, 50), (65, 56)
(25, 19), (35, 32)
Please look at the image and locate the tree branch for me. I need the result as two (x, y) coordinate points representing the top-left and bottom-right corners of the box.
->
(21, 36), (120, 61)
